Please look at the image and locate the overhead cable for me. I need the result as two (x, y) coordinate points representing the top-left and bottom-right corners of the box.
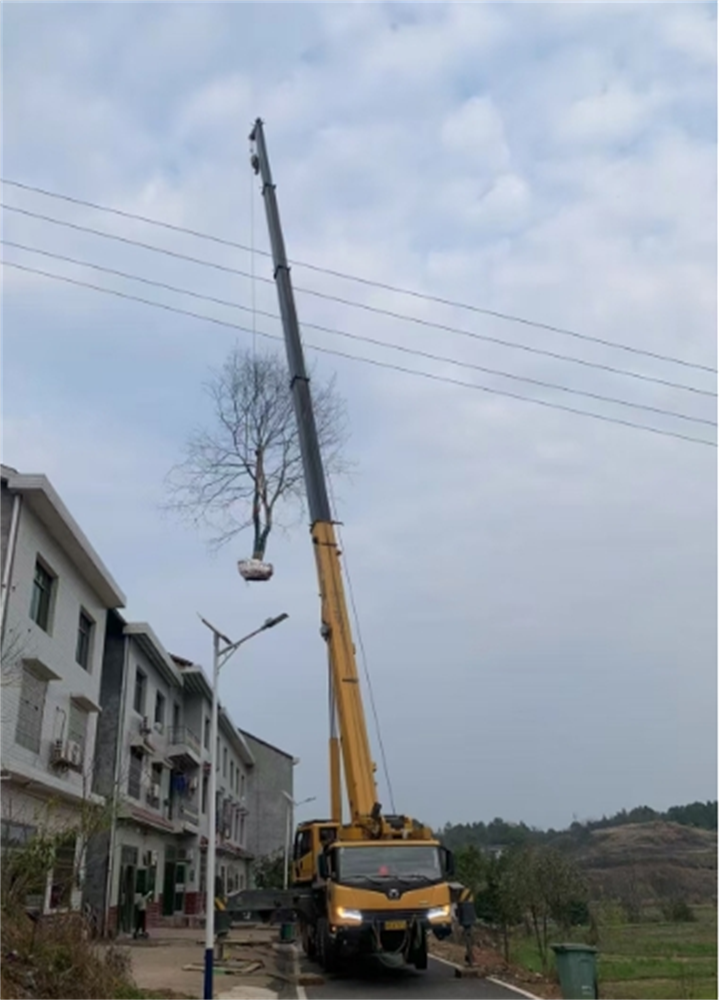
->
(3, 240), (714, 428)
(2, 177), (714, 374)
(1, 203), (713, 399)
(3, 257), (716, 449)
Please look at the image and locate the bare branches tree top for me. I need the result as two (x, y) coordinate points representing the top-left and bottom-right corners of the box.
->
(164, 346), (350, 558)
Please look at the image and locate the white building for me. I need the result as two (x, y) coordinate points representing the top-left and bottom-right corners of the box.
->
(85, 630), (259, 931)
(0, 465), (125, 912)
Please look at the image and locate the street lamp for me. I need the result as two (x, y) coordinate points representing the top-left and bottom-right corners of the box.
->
(281, 792), (316, 890)
(200, 611), (288, 1000)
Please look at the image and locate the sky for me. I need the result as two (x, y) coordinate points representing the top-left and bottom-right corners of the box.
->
(2, 2), (717, 833)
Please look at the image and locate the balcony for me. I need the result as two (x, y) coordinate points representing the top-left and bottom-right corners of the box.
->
(175, 799), (200, 834)
(167, 726), (201, 770)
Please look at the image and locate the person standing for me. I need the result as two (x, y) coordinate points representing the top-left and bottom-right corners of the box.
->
(134, 889), (152, 939)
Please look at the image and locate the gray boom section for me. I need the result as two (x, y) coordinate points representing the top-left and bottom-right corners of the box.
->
(250, 118), (333, 526)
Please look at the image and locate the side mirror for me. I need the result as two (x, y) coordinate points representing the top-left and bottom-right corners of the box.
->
(443, 848), (455, 878)
(317, 852), (329, 880)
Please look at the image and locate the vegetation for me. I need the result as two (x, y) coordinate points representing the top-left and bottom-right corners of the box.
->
(509, 904), (717, 1000)
(165, 346), (349, 557)
(251, 849), (286, 890)
(439, 800), (718, 852)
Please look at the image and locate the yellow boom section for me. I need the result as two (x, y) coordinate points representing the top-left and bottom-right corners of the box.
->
(312, 520), (379, 823)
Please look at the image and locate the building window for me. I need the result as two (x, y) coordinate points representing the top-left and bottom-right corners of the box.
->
(223, 747), (227, 778)
(75, 610), (94, 670)
(201, 774), (208, 814)
(149, 763), (163, 808)
(154, 691), (165, 729)
(240, 774), (245, 799)
(133, 669), (146, 715)
(240, 814), (245, 847)
(68, 702), (88, 755)
(203, 717), (210, 750)
(30, 560), (54, 632)
(128, 748), (143, 799)
(173, 702), (181, 731)
(15, 666), (48, 752)
(216, 737), (219, 770)
(230, 760), (234, 789)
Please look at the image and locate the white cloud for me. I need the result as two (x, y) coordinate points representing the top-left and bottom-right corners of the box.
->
(440, 95), (511, 170)
(557, 82), (669, 146)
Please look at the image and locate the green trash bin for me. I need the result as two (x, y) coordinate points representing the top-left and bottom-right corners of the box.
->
(551, 943), (598, 999)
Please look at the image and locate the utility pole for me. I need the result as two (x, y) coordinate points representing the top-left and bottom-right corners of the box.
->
(200, 612), (288, 1000)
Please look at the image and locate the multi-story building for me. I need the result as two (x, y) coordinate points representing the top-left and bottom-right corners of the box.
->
(241, 730), (296, 867)
(85, 635), (288, 931)
(2, 463), (296, 931)
(0, 465), (125, 912)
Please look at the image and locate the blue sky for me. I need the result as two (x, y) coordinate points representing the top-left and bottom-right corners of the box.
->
(2, 2), (717, 831)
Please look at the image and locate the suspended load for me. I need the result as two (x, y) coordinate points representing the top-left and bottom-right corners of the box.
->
(238, 558), (274, 582)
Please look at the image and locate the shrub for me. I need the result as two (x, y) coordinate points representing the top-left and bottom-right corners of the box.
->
(660, 897), (696, 923)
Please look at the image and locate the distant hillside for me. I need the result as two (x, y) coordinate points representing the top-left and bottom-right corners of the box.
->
(439, 802), (718, 906)
(567, 821), (718, 904)
(438, 800), (717, 852)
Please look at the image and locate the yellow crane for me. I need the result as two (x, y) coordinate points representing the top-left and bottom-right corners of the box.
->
(250, 119), (471, 973)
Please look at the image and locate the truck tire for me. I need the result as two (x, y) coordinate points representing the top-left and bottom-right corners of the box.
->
(318, 918), (339, 974)
(301, 920), (317, 960)
(412, 928), (428, 970)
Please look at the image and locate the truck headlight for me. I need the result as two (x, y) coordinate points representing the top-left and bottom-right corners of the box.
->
(427, 905), (451, 922)
(336, 907), (363, 923)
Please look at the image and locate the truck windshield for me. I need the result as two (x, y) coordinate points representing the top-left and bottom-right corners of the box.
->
(336, 846), (442, 880)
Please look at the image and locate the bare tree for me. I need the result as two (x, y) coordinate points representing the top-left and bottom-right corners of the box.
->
(164, 347), (350, 561)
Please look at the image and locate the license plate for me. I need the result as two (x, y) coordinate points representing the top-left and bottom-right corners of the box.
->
(384, 920), (407, 931)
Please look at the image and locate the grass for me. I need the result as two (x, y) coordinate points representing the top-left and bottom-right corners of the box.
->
(508, 905), (717, 1000)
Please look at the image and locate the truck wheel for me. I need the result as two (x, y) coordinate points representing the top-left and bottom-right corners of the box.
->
(301, 921), (317, 960)
(318, 918), (339, 973)
(413, 929), (428, 970)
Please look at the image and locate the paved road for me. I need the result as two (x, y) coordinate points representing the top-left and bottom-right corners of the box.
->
(303, 956), (533, 999)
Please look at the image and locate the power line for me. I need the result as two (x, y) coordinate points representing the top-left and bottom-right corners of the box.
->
(1, 202), (714, 399)
(3, 240), (714, 428)
(3, 257), (716, 449)
(2, 177), (715, 374)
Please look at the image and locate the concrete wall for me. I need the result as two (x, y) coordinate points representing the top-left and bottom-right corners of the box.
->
(241, 731), (294, 866)
(0, 476), (16, 583)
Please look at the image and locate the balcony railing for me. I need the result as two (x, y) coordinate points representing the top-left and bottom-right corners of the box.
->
(168, 726), (200, 755)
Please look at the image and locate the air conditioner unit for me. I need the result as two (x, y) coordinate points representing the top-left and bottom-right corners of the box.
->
(151, 782), (161, 799)
(50, 739), (82, 769)
(150, 850), (159, 866)
(177, 848), (193, 862)
(188, 778), (198, 793)
(67, 740), (83, 767)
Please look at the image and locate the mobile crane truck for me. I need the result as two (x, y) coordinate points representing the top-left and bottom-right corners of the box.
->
(249, 119), (474, 973)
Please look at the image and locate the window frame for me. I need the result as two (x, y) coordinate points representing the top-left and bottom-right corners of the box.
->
(75, 609), (95, 670)
(154, 691), (166, 729)
(30, 558), (55, 632)
(15, 665), (48, 753)
(133, 668), (147, 716)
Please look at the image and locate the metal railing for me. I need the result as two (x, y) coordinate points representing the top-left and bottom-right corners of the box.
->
(167, 726), (201, 755)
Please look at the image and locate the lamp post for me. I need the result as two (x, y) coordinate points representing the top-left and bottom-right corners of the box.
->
(200, 612), (288, 1000)
(281, 792), (316, 890)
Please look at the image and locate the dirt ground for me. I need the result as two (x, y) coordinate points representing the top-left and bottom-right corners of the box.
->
(124, 927), (288, 1000)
